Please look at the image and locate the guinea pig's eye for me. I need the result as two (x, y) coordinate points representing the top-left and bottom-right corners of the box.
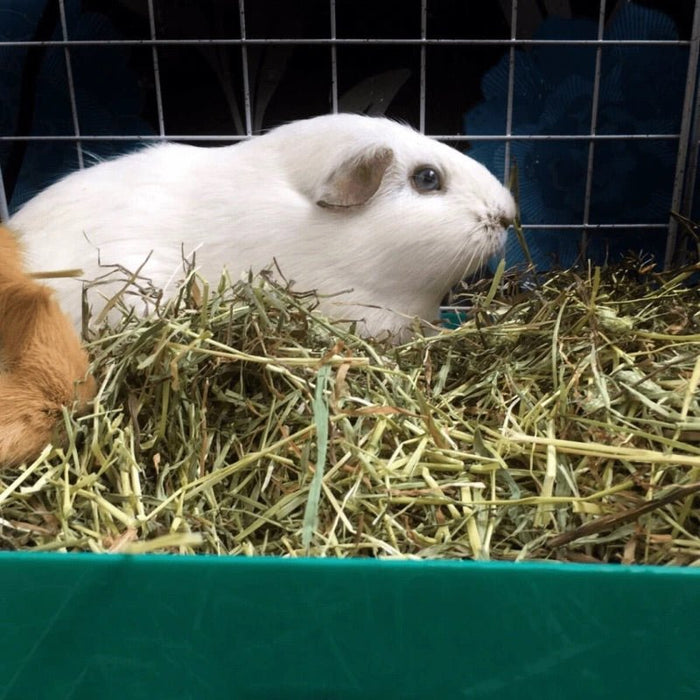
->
(411, 166), (442, 193)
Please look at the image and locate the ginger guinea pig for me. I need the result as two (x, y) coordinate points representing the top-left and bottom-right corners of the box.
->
(10, 113), (515, 338)
(0, 225), (96, 466)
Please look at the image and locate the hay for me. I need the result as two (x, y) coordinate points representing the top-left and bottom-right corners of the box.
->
(1, 253), (699, 564)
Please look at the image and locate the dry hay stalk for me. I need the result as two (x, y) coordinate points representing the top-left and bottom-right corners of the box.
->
(1, 256), (698, 565)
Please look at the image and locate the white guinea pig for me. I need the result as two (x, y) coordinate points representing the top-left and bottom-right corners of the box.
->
(10, 113), (515, 338)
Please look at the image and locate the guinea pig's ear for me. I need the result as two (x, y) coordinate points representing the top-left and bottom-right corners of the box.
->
(317, 146), (393, 208)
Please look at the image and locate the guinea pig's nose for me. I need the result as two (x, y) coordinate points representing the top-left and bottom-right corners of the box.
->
(485, 210), (514, 230)
(500, 213), (514, 229)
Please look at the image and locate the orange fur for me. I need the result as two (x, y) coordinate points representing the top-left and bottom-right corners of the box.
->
(0, 225), (96, 466)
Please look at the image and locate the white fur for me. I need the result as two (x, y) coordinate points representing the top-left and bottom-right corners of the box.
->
(10, 113), (516, 338)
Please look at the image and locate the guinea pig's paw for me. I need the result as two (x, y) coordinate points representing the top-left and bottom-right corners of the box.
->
(0, 395), (60, 466)
(0, 373), (94, 467)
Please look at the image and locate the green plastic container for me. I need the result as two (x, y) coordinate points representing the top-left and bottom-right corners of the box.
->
(1, 553), (698, 699)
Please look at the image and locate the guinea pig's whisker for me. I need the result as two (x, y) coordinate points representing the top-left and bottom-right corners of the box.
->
(438, 240), (474, 305)
(447, 237), (474, 285)
(452, 227), (485, 282)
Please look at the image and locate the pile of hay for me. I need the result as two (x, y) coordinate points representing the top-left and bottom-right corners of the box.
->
(1, 254), (699, 564)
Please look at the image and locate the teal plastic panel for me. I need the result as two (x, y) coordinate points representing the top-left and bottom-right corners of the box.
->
(0, 554), (698, 699)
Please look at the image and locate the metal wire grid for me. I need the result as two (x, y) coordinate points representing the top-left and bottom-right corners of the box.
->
(1, 0), (699, 268)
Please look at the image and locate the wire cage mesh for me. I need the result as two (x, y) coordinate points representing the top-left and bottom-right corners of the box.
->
(0, 0), (698, 270)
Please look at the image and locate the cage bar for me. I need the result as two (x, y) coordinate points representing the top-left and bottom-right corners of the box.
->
(57, 0), (83, 168)
(665, 0), (700, 267)
(238, 0), (253, 135)
(0, 134), (681, 143)
(146, 0), (166, 138)
(330, 0), (338, 113)
(0, 39), (690, 48)
(419, 0), (427, 133)
(681, 76), (700, 220)
(503, 0), (518, 185)
(580, 0), (607, 258)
